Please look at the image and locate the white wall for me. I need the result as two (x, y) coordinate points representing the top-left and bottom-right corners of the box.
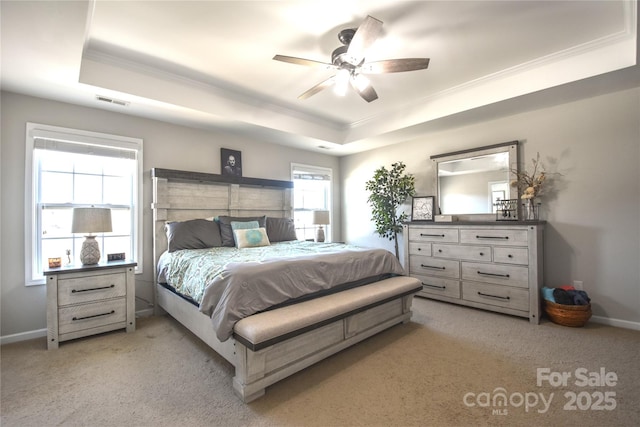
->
(341, 87), (640, 326)
(0, 91), (341, 338)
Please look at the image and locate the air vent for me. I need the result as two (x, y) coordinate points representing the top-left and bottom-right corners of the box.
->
(96, 95), (129, 107)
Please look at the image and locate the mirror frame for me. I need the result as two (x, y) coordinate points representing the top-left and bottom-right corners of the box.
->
(431, 141), (520, 221)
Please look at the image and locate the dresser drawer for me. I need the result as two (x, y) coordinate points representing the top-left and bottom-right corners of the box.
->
(409, 242), (432, 256)
(409, 227), (459, 243)
(58, 298), (127, 335)
(410, 256), (460, 279)
(413, 274), (461, 299)
(462, 281), (529, 311)
(460, 229), (527, 247)
(58, 271), (126, 306)
(461, 262), (529, 288)
(494, 247), (529, 265)
(433, 244), (491, 262)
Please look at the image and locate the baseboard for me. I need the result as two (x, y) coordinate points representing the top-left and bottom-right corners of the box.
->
(590, 315), (640, 331)
(3, 312), (637, 345)
(0, 328), (47, 345)
(135, 307), (155, 318)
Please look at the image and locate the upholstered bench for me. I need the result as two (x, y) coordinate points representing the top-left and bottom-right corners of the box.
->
(225, 275), (422, 402)
(233, 276), (422, 350)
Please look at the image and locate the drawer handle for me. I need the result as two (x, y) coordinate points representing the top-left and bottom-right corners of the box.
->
(477, 271), (510, 278)
(420, 264), (445, 270)
(72, 284), (115, 293)
(423, 283), (446, 290)
(476, 235), (509, 240)
(477, 292), (510, 301)
(72, 310), (115, 321)
(421, 233), (445, 237)
(508, 254), (513, 258)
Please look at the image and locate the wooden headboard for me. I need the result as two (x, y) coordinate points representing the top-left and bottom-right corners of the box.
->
(151, 168), (294, 271)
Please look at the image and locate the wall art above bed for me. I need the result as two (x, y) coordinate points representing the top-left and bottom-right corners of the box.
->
(221, 148), (242, 177)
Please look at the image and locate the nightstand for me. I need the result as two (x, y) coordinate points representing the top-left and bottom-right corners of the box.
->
(45, 261), (136, 349)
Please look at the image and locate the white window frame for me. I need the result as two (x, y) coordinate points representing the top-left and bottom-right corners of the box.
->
(25, 123), (143, 285)
(291, 163), (332, 241)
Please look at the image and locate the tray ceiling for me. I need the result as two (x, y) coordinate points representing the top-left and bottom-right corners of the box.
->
(1, 1), (637, 155)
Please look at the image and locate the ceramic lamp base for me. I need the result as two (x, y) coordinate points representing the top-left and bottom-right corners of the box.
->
(315, 226), (325, 243)
(80, 236), (101, 265)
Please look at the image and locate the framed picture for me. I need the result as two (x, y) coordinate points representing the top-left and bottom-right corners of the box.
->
(411, 196), (435, 221)
(221, 148), (242, 177)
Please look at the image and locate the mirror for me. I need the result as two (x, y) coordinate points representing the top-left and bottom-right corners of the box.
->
(431, 141), (519, 219)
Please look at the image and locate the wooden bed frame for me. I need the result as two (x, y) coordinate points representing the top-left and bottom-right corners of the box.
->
(151, 168), (421, 402)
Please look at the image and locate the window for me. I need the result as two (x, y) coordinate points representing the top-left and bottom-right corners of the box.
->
(291, 164), (332, 241)
(25, 123), (143, 285)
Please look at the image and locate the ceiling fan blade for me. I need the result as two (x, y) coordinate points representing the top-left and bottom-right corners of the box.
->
(350, 75), (378, 103)
(346, 15), (383, 65)
(298, 76), (336, 100)
(273, 54), (335, 69)
(361, 58), (430, 74)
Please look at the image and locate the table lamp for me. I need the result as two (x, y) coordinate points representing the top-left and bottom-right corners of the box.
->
(312, 210), (330, 242)
(72, 207), (112, 265)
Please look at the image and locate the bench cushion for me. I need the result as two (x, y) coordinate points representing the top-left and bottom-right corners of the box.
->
(233, 276), (421, 350)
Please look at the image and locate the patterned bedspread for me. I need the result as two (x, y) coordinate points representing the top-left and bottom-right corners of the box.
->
(157, 241), (406, 341)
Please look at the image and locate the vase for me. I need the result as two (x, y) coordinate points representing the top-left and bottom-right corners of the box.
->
(523, 199), (540, 221)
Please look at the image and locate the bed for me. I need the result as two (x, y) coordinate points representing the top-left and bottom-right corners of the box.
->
(151, 168), (422, 402)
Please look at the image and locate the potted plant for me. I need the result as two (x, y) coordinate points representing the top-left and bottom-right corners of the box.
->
(365, 162), (416, 258)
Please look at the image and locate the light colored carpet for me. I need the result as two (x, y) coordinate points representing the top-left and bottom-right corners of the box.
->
(1, 297), (638, 427)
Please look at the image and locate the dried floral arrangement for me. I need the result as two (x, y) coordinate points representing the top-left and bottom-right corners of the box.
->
(511, 152), (547, 200)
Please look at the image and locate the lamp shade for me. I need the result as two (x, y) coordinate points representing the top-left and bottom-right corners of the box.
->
(72, 208), (112, 234)
(72, 208), (112, 265)
(312, 210), (330, 225)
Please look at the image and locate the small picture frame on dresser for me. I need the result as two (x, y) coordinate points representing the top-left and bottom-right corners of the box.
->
(411, 196), (435, 221)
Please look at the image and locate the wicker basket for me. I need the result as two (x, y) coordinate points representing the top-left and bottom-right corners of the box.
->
(544, 300), (592, 327)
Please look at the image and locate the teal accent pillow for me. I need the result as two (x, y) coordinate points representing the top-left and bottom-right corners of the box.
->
(234, 227), (271, 248)
(218, 215), (267, 247)
(231, 220), (259, 231)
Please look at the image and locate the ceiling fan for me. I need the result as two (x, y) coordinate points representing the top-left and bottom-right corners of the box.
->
(273, 15), (430, 103)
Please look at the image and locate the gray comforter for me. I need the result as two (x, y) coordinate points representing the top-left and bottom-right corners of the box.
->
(161, 242), (406, 341)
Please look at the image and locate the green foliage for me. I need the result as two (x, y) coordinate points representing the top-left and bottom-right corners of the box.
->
(365, 162), (416, 257)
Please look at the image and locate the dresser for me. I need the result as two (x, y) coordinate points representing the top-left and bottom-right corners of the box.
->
(403, 222), (544, 323)
(45, 261), (136, 349)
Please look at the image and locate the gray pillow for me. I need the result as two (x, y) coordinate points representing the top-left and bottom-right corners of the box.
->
(218, 215), (267, 247)
(266, 217), (298, 242)
(165, 219), (222, 252)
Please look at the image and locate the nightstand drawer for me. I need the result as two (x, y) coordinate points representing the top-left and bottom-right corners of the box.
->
(58, 272), (126, 306)
(58, 298), (127, 334)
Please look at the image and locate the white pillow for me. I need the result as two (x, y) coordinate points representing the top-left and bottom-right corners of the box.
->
(233, 227), (271, 248)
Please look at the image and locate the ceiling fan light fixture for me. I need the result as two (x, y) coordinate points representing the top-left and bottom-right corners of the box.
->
(353, 73), (371, 91)
(334, 69), (350, 96)
(273, 15), (429, 102)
